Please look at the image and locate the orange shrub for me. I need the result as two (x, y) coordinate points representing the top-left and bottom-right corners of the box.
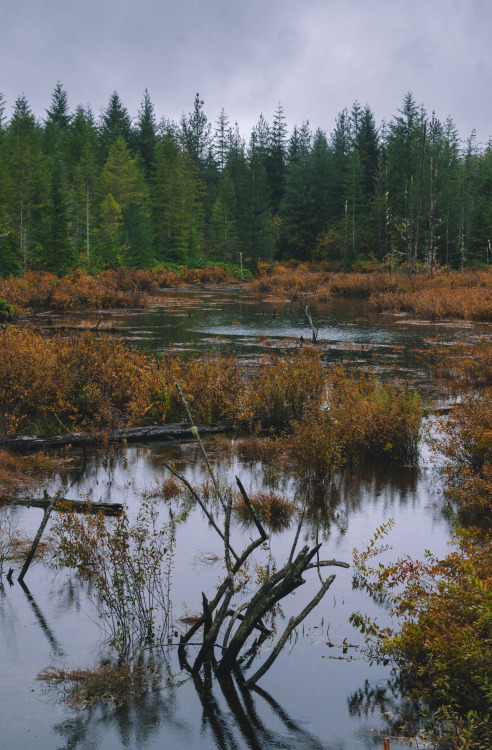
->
(437, 392), (492, 517)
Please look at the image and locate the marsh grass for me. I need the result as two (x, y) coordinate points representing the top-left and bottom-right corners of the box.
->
(37, 658), (163, 708)
(0, 264), (248, 313)
(250, 264), (492, 321)
(416, 340), (492, 386)
(0, 449), (68, 495)
(233, 490), (296, 532)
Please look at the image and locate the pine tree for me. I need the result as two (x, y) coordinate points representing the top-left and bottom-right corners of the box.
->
(99, 92), (132, 158)
(135, 88), (157, 179)
(152, 130), (205, 264)
(210, 171), (237, 263)
(328, 109), (351, 219)
(98, 138), (150, 266)
(214, 108), (231, 174)
(246, 130), (274, 264)
(64, 106), (99, 262)
(40, 154), (77, 273)
(266, 103), (287, 212)
(5, 95), (48, 270)
(279, 122), (314, 259)
(181, 93), (212, 170)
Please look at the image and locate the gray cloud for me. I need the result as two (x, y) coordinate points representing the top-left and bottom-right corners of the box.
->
(1, 0), (490, 143)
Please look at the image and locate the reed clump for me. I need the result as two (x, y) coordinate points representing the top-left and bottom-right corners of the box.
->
(285, 366), (422, 475)
(0, 269), (155, 312)
(233, 489), (295, 531)
(37, 660), (159, 707)
(249, 264), (492, 321)
(370, 269), (492, 320)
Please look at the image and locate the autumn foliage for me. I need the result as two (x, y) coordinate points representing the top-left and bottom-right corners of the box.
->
(0, 264), (247, 313)
(249, 264), (492, 321)
(0, 329), (423, 475)
(352, 525), (492, 749)
(437, 392), (492, 519)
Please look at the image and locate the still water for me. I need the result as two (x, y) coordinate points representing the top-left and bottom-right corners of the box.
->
(2, 290), (486, 749)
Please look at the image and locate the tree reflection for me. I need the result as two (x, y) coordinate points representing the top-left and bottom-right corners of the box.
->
(348, 672), (420, 739)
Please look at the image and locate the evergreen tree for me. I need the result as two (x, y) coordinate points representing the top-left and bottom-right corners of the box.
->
(328, 109), (351, 219)
(98, 138), (149, 266)
(279, 122), (314, 259)
(214, 108), (231, 173)
(152, 130), (204, 264)
(181, 93), (212, 170)
(309, 129), (332, 250)
(246, 129), (274, 264)
(135, 88), (157, 179)
(40, 154), (77, 273)
(64, 106), (99, 262)
(266, 103), (287, 212)
(99, 92), (132, 158)
(5, 95), (48, 270)
(210, 171), (237, 262)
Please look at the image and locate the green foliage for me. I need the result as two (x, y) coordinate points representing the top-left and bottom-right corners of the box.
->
(1, 88), (492, 275)
(0, 297), (13, 321)
(51, 497), (180, 655)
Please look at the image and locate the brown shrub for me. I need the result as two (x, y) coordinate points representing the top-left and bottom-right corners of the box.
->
(416, 341), (492, 385)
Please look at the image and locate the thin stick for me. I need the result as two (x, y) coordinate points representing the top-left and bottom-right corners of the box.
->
(235, 476), (268, 541)
(163, 461), (239, 562)
(175, 382), (225, 510)
(18, 492), (59, 583)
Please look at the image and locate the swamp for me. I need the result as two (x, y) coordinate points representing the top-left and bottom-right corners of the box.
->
(1, 284), (491, 750)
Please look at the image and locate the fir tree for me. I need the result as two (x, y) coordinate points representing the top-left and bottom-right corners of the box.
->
(99, 92), (132, 158)
(135, 88), (157, 179)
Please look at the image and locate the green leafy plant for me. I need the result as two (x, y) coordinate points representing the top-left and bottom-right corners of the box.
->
(51, 496), (181, 655)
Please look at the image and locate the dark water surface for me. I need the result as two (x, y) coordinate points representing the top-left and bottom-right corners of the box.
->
(3, 291), (488, 750)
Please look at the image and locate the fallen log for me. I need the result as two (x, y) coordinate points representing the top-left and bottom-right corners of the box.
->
(2, 495), (123, 516)
(0, 423), (230, 452)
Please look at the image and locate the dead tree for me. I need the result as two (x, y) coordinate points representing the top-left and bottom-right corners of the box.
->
(169, 383), (349, 685)
(304, 305), (319, 343)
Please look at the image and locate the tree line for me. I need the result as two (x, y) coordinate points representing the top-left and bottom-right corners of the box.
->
(0, 84), (491, 276)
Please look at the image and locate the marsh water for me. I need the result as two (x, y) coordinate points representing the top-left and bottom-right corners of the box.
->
(2, 289), (489, 750)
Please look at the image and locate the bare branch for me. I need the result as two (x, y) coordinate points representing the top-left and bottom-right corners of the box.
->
(246, 574), (336, 685)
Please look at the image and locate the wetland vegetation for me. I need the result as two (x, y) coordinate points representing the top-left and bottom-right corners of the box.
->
(1, 79), (491, 750)
(1, 277), (491, 750)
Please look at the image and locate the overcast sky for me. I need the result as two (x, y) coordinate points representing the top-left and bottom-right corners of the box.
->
(1, 0), (491, 145)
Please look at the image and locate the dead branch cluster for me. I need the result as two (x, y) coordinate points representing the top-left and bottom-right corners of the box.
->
(169, 384), (349, 685)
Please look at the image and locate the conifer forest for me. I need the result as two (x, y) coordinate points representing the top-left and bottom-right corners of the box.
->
(1, 84), (491, 277)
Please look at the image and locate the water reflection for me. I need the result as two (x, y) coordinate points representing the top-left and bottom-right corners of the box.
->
(348, 673), (420, 741)
(179, 648), (329, 750)
(19, 580), (65, 658)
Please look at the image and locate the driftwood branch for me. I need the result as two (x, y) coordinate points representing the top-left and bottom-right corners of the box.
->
(162, 461), (240, 562)
(3, 496), (123, 516)
(0, 423), (229, 453)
